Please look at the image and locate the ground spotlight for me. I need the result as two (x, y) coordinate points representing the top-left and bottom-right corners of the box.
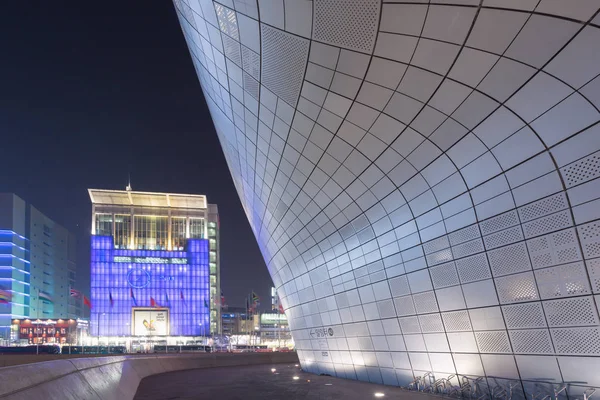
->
(293, 376), (299, 380)
(374, 393), (385, 398)
(271, 368), (276, 372)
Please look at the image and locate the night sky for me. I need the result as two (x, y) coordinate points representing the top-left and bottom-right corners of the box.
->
(0, 1), (272, 308)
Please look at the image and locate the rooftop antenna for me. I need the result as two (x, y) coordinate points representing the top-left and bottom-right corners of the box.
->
(126, 173), (132, 192)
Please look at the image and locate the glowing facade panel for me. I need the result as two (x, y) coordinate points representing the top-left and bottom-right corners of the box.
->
(90, 236), (210, 336)
(174, 0), (600, 395)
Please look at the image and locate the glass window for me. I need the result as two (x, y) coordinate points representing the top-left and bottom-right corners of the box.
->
(114, 215), (131, 249)
(171, 217), (186, 250)
(95, 214), (113, 236)
(189, 218), (205, 239)
(134, 216), (168, 250)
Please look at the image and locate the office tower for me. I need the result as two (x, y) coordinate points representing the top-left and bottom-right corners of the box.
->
(0, 193), (78, 335)
(89, 188), (221, 336)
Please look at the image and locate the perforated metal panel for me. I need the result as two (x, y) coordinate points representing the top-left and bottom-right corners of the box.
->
(578, 221), (600, 260)
(418, 313), (445, 333)
(413, 291), (439, 314)
(561, 151), (600, 188)
(522, 210), (573, 239)
(527, 229), (582, 270)
(214, 3), (239, 39)
(426, 248), (453, 267)
(518, 193), (569, 223)
(551, 327), (600, 355)
(449, 224), (481, 246)
(442, 310), (472, 332)
(587, 258), (600, 293)
(543, 296), (599, 327)
(508, 329), (554, 354)
(429, 262), (460, 289)
(260, 25), (309, 106)
(313, 0), (380, 53)
(423, 236), (450, 255)
(484, 226), (524, 250)
(475, 331), (512, 353)
(452, 238), (484, 259)
(456, 253), (492, 283)
(496, 272), (539, 304)
(534, 262), (591, 299)
(488, 242), (532, 277)
(480, 211), (519, 236)
(243, 71), (259, 100)
(241, 46), (260, 81)
(394, 295), (416, 316)
(502, 303), (547, 329)
(222, 34), (242, 65)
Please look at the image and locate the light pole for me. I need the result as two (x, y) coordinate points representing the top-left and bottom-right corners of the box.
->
(96, 312), (105, 354)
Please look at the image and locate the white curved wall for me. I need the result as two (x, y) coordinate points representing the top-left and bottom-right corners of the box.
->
(173, 1), (600, 397)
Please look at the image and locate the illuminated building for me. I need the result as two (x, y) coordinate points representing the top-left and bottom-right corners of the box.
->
(89, 188), (221, 337)
(174, 0), (600, 394)
(12, 318), (87, 345)
(0, 193), (79, 342)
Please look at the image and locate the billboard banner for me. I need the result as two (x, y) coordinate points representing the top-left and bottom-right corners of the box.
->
(131, 308), (170, 336)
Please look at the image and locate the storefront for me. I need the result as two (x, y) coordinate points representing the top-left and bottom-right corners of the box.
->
(12, 318), (88, 345)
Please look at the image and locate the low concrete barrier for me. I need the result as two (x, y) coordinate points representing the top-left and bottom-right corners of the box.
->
(0, 352), (299, 400)
(0, 353), (148, 368)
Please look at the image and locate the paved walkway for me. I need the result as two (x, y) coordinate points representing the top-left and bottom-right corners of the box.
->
(134, 363), (440, 400)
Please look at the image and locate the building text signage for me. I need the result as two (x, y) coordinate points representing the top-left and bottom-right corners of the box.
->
(114, 256), (187, 264)
(309, 327), (334, 338)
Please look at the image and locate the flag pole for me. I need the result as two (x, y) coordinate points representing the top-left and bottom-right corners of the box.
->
(245, 292), (249, 347)
(251, 289), (255, 351)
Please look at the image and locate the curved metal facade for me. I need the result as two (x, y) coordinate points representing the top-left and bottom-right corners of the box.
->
(173, 1), (600, 396)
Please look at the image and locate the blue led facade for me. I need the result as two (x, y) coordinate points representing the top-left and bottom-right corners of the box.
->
(90, 236), (210, 336)
(0, 230), (30, 330)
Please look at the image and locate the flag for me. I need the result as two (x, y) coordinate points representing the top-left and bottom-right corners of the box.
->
(279, 302), (284, 314)
(180, 291), (186, 306)
(130, 288), (138, 306)
(165, 292), (170, 306)
(83, 296), (92, 309)
(0, 288), (11, 304)
(150, 297), (158, 308)
(251, 292), (260, 308)
(109, 292), (114, 307)
(204, 299), (209, 308)
(39, 290), (53, 303)
(70, 288), (81, 298)
(220, 291), (225, 307)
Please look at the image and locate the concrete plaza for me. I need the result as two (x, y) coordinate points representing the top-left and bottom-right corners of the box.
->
(134, 362), (439, 400)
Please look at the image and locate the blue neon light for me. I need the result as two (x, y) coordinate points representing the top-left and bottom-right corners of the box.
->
(0, 267), (30, 275)
(0, 255), (30, 264)
(0, 230), (29, 241)
(0, 242), (29, 252)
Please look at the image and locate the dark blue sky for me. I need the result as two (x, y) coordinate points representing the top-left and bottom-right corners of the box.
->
(0, 1), (272, 308)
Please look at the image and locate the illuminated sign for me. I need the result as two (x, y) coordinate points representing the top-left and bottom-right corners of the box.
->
(132, 308), (170, 336)
(260, 314), (287, 324)
(114, 256), (187, 264)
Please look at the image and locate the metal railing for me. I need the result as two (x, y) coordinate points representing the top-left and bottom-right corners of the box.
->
(402, 373), (595, 400)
